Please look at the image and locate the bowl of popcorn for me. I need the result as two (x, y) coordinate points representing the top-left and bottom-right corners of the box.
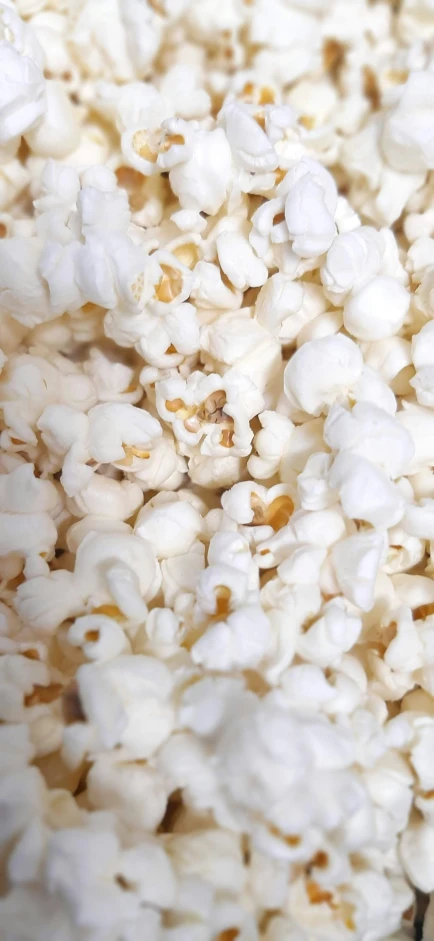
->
(2, 0), (434, 938)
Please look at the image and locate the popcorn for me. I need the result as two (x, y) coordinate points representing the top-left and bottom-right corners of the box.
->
(400, 816), (434, 893)
(67, 475), (144, 520)
(281, 157), (338, 258)
(134, 496), (202, 559)
(156, 368), (264, 459)
(216, 230), (268, 291)
(24, 79), (79, 158)
(221, 97), (278, 174)
(343, 276), (410, 341)
(166, 124), (233, 216)
(191, 603), (271, 672)
(321, 225), (407, 305)
(331, 531), (386, 612)
(381, 72), (434, 174)
(77, 654), (174, 758)
(329, 451), (405, 530)
(296, 599), (362, 669)
(15, 529), (159, 632)
(0, 352), (96, 445)
(68, 0), (162, 83)
(87, 753), (168, 831)
(1, 4), (434, 939)
(283, 334), (364, 417)
(87, 402), (162, 465)
(200, 310), (281, 395)
(0, 2), (46, 158)
(325, 402), (415, 479)
(67, 612), (130, 662)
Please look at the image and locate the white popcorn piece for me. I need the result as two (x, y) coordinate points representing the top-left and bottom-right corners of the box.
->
(87, 753), (168, 831)
(344, 276), (410, 341)
(400, 816), (434, 892)
(0, 766), (47, 850)
(16, 528), (159, 633)
(167, 125), (233, 216)
(24, 79), (79, 158)
(87, 402), (162, 465)
(0, 352), (96, 445)
(67, 613), (129, 662)
(331, 531), (386, 612)
(283, 334), (363, 416)
(296, 599), (362, 669)
(325, 401), (415, 479)
(82, 348), (142, 405)
(200, 310), (281, 395)
(77, 654), (174, 758)
(381, 71), (434, 174)
(321, 225), (385, 303)
(135, 497), (202, 560)
(281, 157), (338, 259)
(248, 410), (294, 481)
(398, 401), (434, 474)
(69, 0), (162, 83)
(297, 452), (336, 511)
(0, 237), (54, 326)
(191, 603), (270, 672)
(67, 475), (143, 521)
(216, 230), (268, 291)
(221, 98), (278, 173)
(350, 363), (397, 416)
(329, 451), (405, 529)
(322, 224), (407, 304)
(156, 368), (264, 459)
(45, 825), (140, 927)
(0, 2), (46, 157)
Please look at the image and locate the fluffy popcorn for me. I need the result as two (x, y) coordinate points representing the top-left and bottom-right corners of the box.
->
(200, 310), (281, 395)
(343, 276), (410, 341)
(68, 0), (162, 83)
(191, 603), (271, 672)
(67, 612), (130, 661)
(76, 654), (174, 758)
(400, 816), (434, 893)
(15, 529), (159, 632)
(283, 334), (364, 417)
(164, 124), (233, 216)
(296, 599), (362, 669)
(0, 2), (47, 157)
(216, 230), (268, 291)
(329, 451), (405, 530)
(86, 753), (168, 831)
(256, 273), (316, 340)
(1, 2), (434, 938)
(87, 402), (162, 465)
(67, 474), (143, 520)
(24, 78), (80, 158)
(281, 157), (338, 258)
(381, 72), (434, 174)
(0, 352), (96, 445)
(321, 226), (387, 303)
(331, 530), (386, 612)
(134, 495), (202, 559)
(325, 402), (415, 479)
(37, 400), (163, 497)
(156, 368), (264, 459)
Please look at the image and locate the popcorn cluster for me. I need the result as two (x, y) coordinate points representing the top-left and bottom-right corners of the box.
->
(3, 0), (434, 938)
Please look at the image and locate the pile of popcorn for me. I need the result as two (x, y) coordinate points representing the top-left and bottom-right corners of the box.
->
(6, 0), (434, 938)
